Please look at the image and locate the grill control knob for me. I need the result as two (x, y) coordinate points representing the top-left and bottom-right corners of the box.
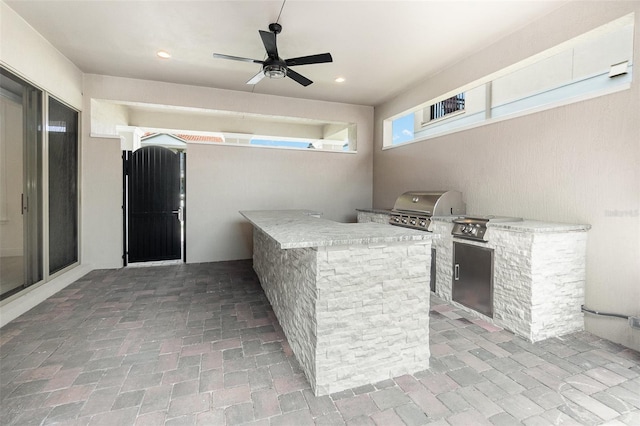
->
(402, 218), (408, 224)
(410, 219), (416, 225)
(419, 220), (426, 227)
(394, 217), (400, 223)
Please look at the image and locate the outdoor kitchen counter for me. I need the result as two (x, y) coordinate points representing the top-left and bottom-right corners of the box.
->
(355, 208), (394, 225)
(241, 209), (431, 248)
(431, 215), (591, 232)
(240, 209), (432, 396)
(355, 207), (394, 215)
(430, 215), (590, 343)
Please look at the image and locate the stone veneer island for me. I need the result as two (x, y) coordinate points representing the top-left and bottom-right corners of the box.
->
(357, 210), (591, 343)
(430, 217), (590, 342)
(240, 210), (433, 396)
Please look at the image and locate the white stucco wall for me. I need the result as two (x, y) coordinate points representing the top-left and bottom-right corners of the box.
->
(373, 1), (640, 351)
(80, 135), (123, 269)
(0, 2), (83, 109)
(83, 74), (373, 266)
(127, 109), (330, 141)
(90, 99), (129, 137)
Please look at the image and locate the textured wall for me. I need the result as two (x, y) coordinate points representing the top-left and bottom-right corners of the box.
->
(0, 2), (83, 109)
(82, 74), (374, 265)
(80, 136), (124, 269)
(187, 142), (372, 262)
(373, 2), (640, 351)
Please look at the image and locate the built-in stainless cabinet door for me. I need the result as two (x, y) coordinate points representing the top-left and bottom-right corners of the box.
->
(452, 242), (494, 318)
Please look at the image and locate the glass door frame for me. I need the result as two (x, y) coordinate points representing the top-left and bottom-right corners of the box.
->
(0, 66), (82, 303)
(23, 81), (43, 288)
(0, 67), (44, 300)
(43, 93), (82, 281)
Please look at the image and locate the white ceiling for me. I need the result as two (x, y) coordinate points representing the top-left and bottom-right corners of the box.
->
(6, 0), (568, 106)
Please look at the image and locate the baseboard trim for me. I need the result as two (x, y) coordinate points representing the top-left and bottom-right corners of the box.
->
(0, 248), (23, 257)
(0, 264), (94, 328)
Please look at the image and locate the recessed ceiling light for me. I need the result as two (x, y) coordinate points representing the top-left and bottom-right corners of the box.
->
(335, 77), (346, 83)
(157, 50), (171, 59)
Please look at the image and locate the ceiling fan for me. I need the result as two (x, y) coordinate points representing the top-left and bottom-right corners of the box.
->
(213, 23), (333, 87)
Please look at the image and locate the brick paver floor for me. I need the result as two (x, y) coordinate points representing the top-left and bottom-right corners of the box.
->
(1, 260), (638, 425)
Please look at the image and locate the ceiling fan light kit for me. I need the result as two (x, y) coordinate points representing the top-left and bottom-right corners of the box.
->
(213, 22), (332, 87)
(264, 64), (287, 79)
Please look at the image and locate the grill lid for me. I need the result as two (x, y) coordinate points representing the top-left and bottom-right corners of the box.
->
(392, 191), (465, 217)
(389, 191), (466, 231)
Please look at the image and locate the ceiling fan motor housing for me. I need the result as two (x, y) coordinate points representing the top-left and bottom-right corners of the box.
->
(268, 23), (282, 34)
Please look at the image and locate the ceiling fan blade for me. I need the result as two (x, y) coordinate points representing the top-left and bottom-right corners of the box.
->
(259, 30), (278, 57)
(286, 68), (313, 87)
(246, 70), (265, 85)
(213, 53), (263, 64)
(285, 53), (333, 67)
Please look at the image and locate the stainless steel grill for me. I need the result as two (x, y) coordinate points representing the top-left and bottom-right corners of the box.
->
(389, 191), (466, 231)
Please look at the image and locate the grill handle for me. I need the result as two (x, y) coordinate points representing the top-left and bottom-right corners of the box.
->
(454, 264), (460, 280)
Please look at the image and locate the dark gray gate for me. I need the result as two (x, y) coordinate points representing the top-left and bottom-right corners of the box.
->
(123, 146), (184, 264)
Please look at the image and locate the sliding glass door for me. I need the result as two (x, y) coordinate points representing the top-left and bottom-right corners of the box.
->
(0, 68), (43, 299)
(48, 98), (78, 274)
(0, 67), (79, 300)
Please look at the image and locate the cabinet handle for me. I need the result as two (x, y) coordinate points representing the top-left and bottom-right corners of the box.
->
(454, 264), (460, 280)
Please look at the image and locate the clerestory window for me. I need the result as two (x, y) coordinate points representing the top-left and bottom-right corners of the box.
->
(384, 13), (634, 149)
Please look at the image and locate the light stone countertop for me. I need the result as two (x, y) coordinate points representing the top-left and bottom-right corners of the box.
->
(240, 209), (432, 249)
(356, 208), (394, 215)
(431, 216), (591, 233)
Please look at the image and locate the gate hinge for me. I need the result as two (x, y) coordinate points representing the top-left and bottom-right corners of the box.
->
(122, 152), (130, 175)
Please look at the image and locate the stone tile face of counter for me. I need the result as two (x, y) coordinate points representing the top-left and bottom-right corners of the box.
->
(492, 229), (587, 341)
(528, 232), (587, 340)
(253, 228), (319, 389)
(356, 211), (392, 225)
(432, 221), (587, 342)
(431, 221), (453, 302)
(314, 242), (431, 395)
(252, 228), (431, 396)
